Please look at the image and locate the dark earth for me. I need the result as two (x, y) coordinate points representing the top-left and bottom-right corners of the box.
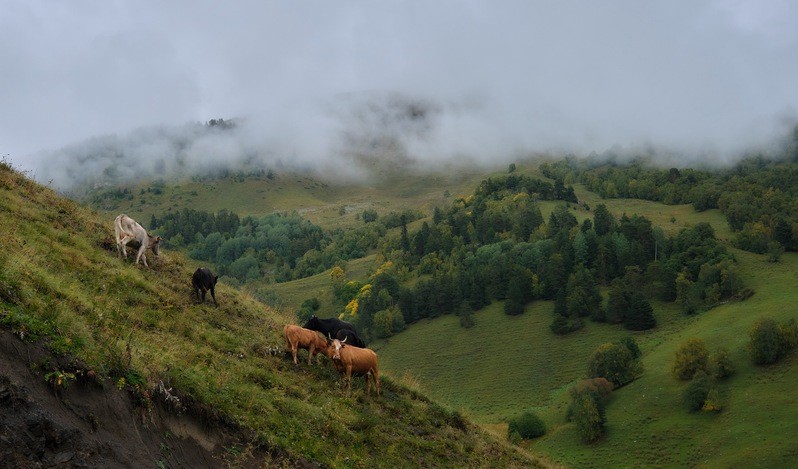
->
(0, 329), (297, 468)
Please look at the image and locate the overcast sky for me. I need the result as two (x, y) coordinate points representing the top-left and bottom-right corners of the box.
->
(3, 1), (798, 184)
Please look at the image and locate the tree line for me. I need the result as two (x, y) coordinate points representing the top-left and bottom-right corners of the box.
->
(539, 136), (798, 257)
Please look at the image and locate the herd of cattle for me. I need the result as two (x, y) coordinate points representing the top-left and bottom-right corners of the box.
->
(113, 214), (379, 396)
(287, 316), (378, 396)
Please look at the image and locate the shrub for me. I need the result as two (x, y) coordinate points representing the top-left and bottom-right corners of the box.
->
(362, 209), (378, 223)
(710, 347), (735, 379)
(683, 370), (712, 412)
(550, 314), (582, 335)
(569, 378), (614, 404)
(571, 393), (604, 443)
(748, 317), (798, 365)
(588, 343), (637, 387)
(507, 412), (546, 440)
(672, 338), (709, 380)
(457, 302), (475, 329)
(617, 336), (641, 360)
(702, 388), (723, 412)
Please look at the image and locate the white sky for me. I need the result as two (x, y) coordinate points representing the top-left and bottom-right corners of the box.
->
(2, 1), (798, 182)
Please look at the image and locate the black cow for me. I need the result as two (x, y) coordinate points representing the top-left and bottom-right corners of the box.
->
(335, 329), (366, 348)
(192, 267), (218, 306)
(303, 315), (366, 346)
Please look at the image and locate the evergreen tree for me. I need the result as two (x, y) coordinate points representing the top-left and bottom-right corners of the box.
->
(593, 203), (616, 236)
(504, 275), (526, 316)
(605, 279), (628, 324)
(624, 291), (656, 331)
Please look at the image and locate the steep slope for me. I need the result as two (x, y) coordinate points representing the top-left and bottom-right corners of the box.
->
(0, 162), (543, 467)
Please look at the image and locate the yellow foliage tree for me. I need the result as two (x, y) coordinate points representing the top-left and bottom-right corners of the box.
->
(330, 266), (345, 282)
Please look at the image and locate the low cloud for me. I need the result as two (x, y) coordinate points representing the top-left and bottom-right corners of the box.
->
(5, 1), (798, 186)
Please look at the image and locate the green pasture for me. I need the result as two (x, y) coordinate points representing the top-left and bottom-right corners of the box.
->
(374, 241), (798, 466)
(259, 255), (381, 318)
(85, 166), (494, 232)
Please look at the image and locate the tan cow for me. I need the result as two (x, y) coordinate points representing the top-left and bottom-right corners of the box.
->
(114, 214), (161, 267)
(324, 337), (380, 396)
(283, 325), (327, 366)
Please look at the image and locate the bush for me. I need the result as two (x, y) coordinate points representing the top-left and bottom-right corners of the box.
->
(507, 412), (546, 440)
(571, 378), (614, 402)
(710, 347), (735, 379)
(295, 298), (320, 323)
(683, 371), (712, 412)
(588, 343), (637, 387)
(672, 338), (709, 380)
(571, 393), (605, 443)
(550, 314), (582, 335)
(457, 302), (475, 329)
(749, 317), (797, 365)
(617, 336), (641, 360)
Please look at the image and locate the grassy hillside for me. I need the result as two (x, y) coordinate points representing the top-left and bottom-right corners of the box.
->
(0, 162), (543, 467)
(373, 195), (798, 467)
(83, 166), (495, 231)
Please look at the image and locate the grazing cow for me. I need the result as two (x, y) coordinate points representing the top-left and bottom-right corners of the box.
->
(335, 329), (366, 348)
(323, 337), (380, 396)
(283, 325), (327, 366)
(114, 214), (161, 267)
(303, 315), (367, 346)
(192, 268), (219, 306)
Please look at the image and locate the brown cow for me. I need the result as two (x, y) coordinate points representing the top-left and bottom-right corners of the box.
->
(324, 337), (380, 396)
(283, 325), (327, 366)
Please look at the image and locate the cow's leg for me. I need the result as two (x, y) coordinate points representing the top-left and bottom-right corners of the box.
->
(200, 289), (206, 303)
(366, 371), (371, 396)
(308, 344), (315, 366)
(373, 368), (380, 396)
(210, 286), (218, 306)
(345, 366), (353, 395)
(118, 235), (134, 259)
(135, 243), (148, 267)
(291, 344), (299, 365)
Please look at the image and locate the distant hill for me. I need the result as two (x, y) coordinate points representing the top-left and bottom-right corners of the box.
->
(0, 161), (543, 467)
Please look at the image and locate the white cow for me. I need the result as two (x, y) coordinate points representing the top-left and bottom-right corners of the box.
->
(114, 214), (161, 267)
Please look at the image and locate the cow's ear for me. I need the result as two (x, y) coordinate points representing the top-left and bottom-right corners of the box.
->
(156, 236), (162, 242)
(214, 275), (218, 281)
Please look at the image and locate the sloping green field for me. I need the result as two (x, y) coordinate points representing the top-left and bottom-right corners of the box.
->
(373, 192), (798, 467)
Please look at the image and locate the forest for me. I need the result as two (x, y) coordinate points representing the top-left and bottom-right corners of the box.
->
(146, 165), (756, 341)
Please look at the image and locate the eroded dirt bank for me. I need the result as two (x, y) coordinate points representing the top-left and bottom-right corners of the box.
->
(0, 330), (279, 468)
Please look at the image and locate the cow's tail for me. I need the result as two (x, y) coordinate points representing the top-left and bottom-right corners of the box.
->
(113, 215), (125, 257)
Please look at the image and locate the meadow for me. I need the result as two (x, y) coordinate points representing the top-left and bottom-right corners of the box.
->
(372, 201), (798, 467)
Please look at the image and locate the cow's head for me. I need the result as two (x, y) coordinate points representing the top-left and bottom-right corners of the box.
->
(149, 235), (162, 256)
(303, 315), (318, 330)
(213, 274), (219, 286)
(330, 337), (347, 361)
